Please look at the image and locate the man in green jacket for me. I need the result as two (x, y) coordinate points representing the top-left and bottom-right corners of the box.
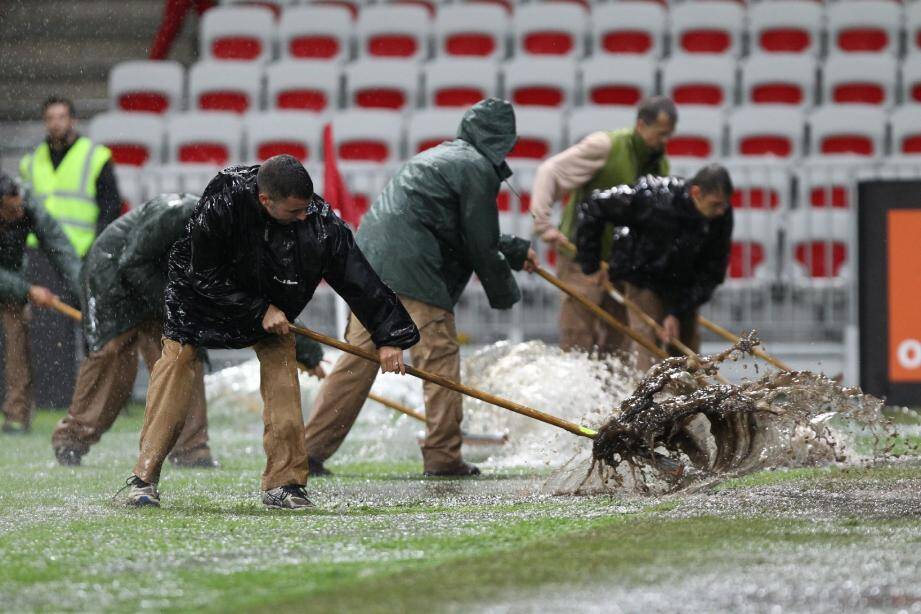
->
(51, 194), (218, 466)
(0, 172), (81, 433)
(305, 98), (538, 477)
(529, 97), (676, 355)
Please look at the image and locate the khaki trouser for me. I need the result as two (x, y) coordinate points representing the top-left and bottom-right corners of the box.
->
(557, 257), (628, 356)
(52, 320), (210, 462)
(134, 333), (305, 490)
(1, 303), (33, 426)
(305, 296), (464, 473)
(624, 282), (701, 373)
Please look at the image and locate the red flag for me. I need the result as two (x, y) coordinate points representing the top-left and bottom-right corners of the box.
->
(323, 122), (358, 227)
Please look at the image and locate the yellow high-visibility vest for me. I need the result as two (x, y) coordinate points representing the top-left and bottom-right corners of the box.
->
(19, 136), (112, 257)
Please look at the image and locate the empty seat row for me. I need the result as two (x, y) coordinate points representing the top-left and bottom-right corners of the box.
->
(89, 105), (921, 181)
(109, 53), (921, 118)
(198, 1), (921, 65)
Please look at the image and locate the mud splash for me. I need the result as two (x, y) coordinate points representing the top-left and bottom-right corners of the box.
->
(547, 333), (906, 496)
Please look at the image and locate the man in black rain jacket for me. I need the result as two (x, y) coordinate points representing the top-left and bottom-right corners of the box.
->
(121, 156), (419, 510)
(576, 164), (734, 371)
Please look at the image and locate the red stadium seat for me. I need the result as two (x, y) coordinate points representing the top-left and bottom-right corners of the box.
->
(189, 61), (262, 114)
(89, 112), (165, 167)
(581, 57), (655, 107)
(108, 61), (184, 114)
(504, 58), (577, 109)
(244, 112), (321, 163)
(889, 107), (921, 156)
(728, 106), (804, 160)
(664, 107), (724, 161)
(434, 4), (508, 60)
(591, 2), (666, 58)
(266, 60), (338, 113)
(331, 110), (404, 164)
(809, 106), (885, 158)
(166, 112), (243, 166)
(827, 0), (900, 55)
(423, 59), (499, 108)
(513, 3), (587, 59)
(662, 55), (735, 108)
(740, 55), (815, 107)
(356, 5), (431, 61)
(748, 1), (821, 56)
(407, 108), (464, 153)
(508, 109), (562, 161)
(345, 59), (419, 111)
(200, 5), (275, 63)
(670, 1), (743, 56)
(823, 54), (896, 107)
(279, 5), (352, 62)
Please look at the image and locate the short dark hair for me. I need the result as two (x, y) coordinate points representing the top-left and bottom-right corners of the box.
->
(256, 155), (314, 202)
(637, 96), (678, 126)
(42, 95), (76, 118)
(0, 172), (20, 198)
(690, 163), (733, 197)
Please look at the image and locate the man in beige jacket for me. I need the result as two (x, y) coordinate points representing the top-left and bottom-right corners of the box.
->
(530, 97), (676, 355)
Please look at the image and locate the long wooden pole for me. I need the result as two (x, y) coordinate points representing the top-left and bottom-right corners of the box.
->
(366, 391), (426, 422)
(290, 324), (598, 439)
(50, 298), (82, 321)
(535, 267), (668, 361)
(557, 238), (792, 372)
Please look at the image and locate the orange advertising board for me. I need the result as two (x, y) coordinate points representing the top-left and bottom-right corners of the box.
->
(888, 210), (921, 382)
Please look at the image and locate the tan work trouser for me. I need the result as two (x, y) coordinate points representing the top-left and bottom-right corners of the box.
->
(1, 303), (33, 427)
(52, 320), (211, 462)
(557, 257), (628, 355)
(304, 296), (464, 473)
(624, 282), (701, 373)
(134, 333), (306, 490)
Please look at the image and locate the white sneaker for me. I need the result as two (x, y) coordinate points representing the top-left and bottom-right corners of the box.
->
(118, 476), (160, 507)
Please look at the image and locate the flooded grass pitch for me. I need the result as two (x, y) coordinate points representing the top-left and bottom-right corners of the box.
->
(2, 341), (921, 612)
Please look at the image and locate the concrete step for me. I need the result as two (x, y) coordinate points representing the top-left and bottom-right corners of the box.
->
(0, 78), (108, 121)
(0, 0), (165, 42)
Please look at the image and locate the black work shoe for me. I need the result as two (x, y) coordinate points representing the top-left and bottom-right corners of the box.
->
(171, 455), (219, 469)
(119, 476), (160, 507)
(54, 447), (82, 467)
(424, 462), (481, 477)
(308, 456), (332, 477)
(2, 420), (28, 434)
(263, 485), (315, 510)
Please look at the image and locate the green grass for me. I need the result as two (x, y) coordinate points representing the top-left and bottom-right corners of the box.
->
(2, 408), (921, 612)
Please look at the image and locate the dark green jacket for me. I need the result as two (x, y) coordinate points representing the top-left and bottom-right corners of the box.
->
(559, 128), (670, 260)
(0, 188), (81, 303)
(81, 193), (198, 353)
(356, 98), (531, 312)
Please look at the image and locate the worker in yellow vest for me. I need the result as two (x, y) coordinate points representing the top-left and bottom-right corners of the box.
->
(19, 96), (122, 257)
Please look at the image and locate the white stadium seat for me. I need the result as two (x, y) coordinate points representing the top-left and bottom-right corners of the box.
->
(889, 106), (921, 157)
(661, 55), (736, 108)
(822, 53), (897, 107)
(739, 54), (816, 108)
(665, 107), (725, 162)
(827, 0), (901, 56)
(188, 61), (263, 114)
(109, 60), (184, 114)
(901, 54), (921, 105)
(508, 108), (564, 161)
(786, 208), (852, 285)
(407, 108), (465, 154)
(908, 2), (921, 57)
(355, 5), (431, 62)
(512, 3), (587, 59)
(200, 5), (276, 63)
(344, 59), (420, 111)
(266, 60), (339, 113)
(423, 58), (499, 108)
(591, 2), (666, 58)
(243, 111), (322, 163)
(166, 112), (244, 166)
(727, 209), (779, 284)
(727, 106), (805, 160)
(433, 4), (509, 60)
(89, 112), (165, 167)
(503, 57), (578, 108)
(748, 0), (822, 56)
(670, 0), (744, 56)
(581, 56), (656, 107)
(278, 5), (352, 62)
(331, 109), (404, 164)
(808, 105), (887, 158)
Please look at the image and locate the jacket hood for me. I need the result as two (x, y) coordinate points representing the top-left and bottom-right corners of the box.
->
(456, 98), (517, 172)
